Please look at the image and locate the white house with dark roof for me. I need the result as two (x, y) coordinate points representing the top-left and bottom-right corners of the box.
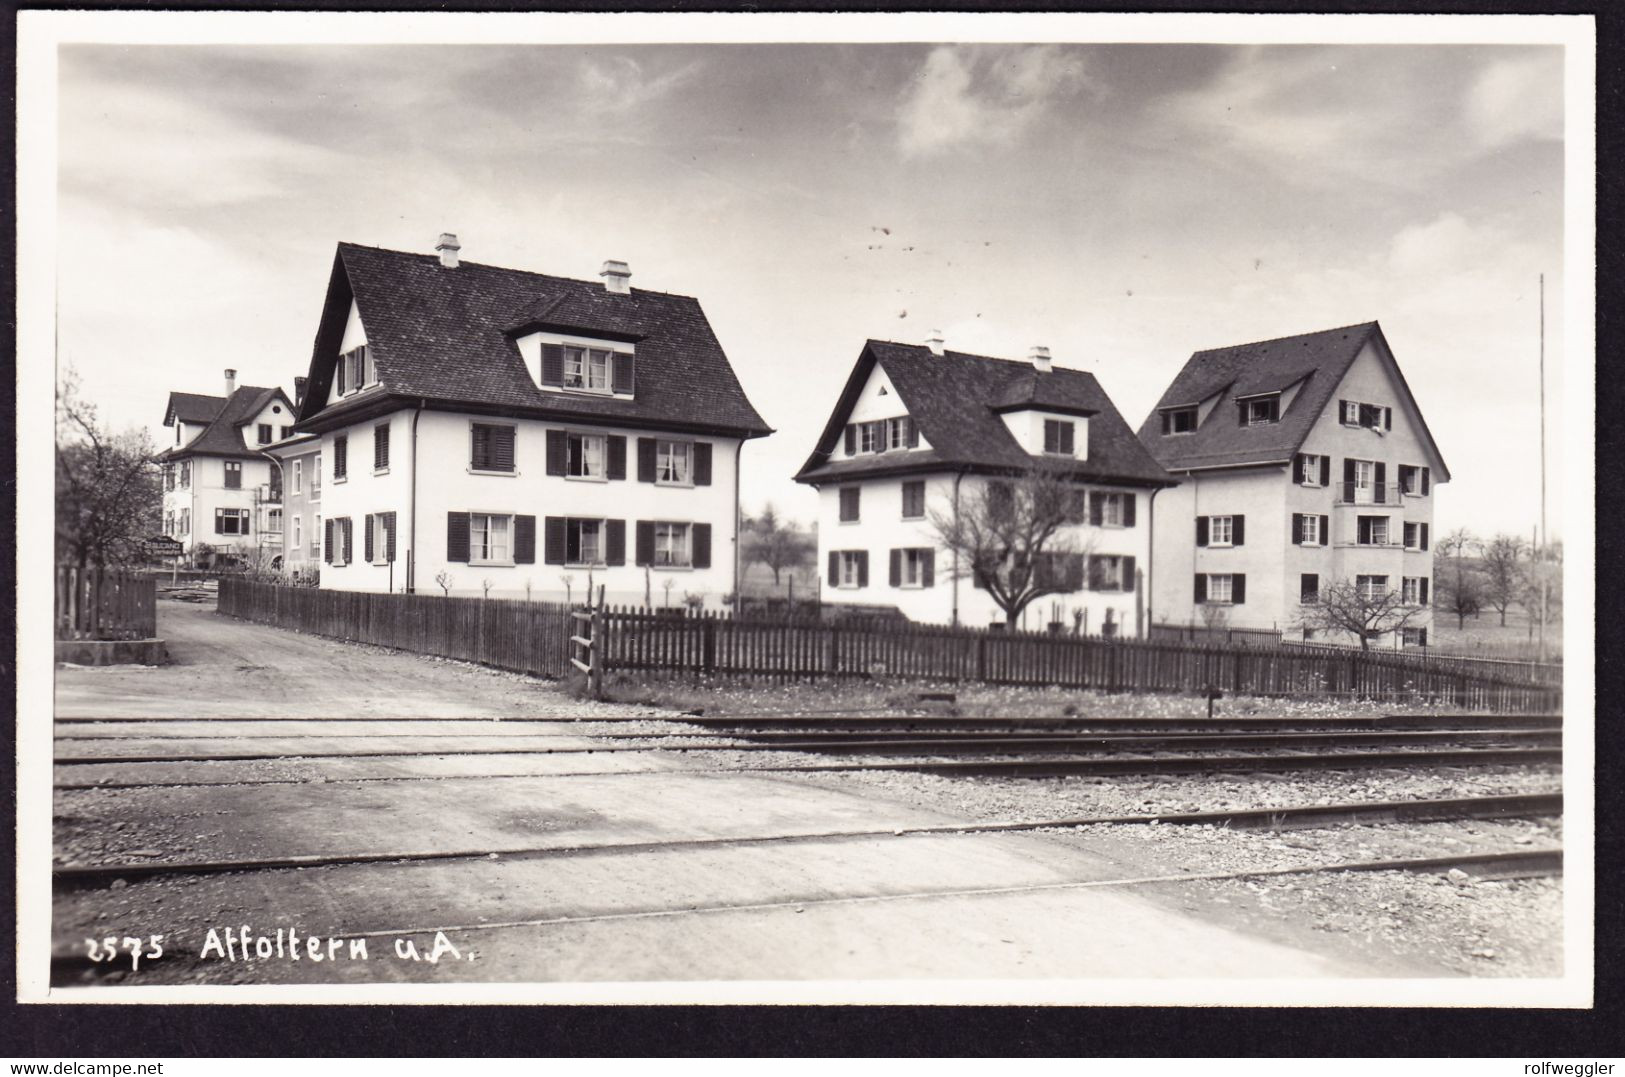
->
(794, 335), (1176, 633)
(290, 235), (771, 603)
(1137, 321), (1450, 647)
(157, 370), (297, 563)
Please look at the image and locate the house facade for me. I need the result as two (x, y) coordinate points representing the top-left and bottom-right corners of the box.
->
(290, 236), (771, 604)
(1138, 322), (1449, 647)
(266, 430), (323, 580)
(157, 371), (297, 565)
(794, 336), (1175, 633)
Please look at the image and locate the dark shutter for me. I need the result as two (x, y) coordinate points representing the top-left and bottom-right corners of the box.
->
(1196, 517), (1209, 547)
(514, 515), (537, 564)
(1421, 523), (1430, 551)
(374, 424), (390, 470)
(907, 420), (920, 448)
(1420, 578), (1430, 605)
(1060, 423), (1075, 455)
(1292, 514), (1303, 544)
(1086, 556), (1103, 592)
(693, 442), (713, 486)
(334, 436), (347, 479)
(1319, 456), (1331, 487)
(447, 512), (470, 563)
(492, 426), (516, 472)
(324, 518), (334, 563)
(637, 438), (657, 482)
(605, 519), (626, 566)
(1232, 515), (1245, 546)
(1320, 515), (1330, 544)
(637, 521), (656, 567)
(470, 425), (489, 470)
(385, 512), (397, 562)
(844, 425), (857, 455)
(828, 550), (839, 584)
(922, 550), (935, 588)
(889, 549), (902, 588)
(541, 344), (565, 387)
(856, 551), (869, 588)
(1232, 574), (1246, 604)
(612, 352), (635, 394)
(1384, 407), (1392, 431)
(605, 436), (627, 481)
(336, 354), (347, 395)
(1122, 555), (1136, 593)
(840, 487), (860, 522)
(545, 429), (568, 476)
(1421, 467), (1431, 495)
(1122, 493), (1137, 528)
(1374, 462), (1387, 503)
(1194, 574), (1206, 603)
(1293, 455), (1306, 484)
(1089, 493), (1104, 527)
(544, 517), (567, 565)
(1237, 400), (1247, 426)
(342, 518), (353, 565)
(364, 514), (375, 563)
(692, 523), (711, 569)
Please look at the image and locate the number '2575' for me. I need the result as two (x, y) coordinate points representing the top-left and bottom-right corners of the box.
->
(85, 935), (164, 971)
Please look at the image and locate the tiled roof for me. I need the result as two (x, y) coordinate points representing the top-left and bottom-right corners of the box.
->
(298, 243), (771, 438)
(1136, 322), (1378, 471)
(163, 392), (226, 427)
(157, 385), (288, 460)
(794, 341), (1174, 487)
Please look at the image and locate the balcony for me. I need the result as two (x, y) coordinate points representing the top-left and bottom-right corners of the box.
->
(256, 483), (283, 505)
(1334, 482), (1402, 507)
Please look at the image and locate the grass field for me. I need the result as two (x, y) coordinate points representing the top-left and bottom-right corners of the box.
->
(1430, 609), (1564, 661)
(738, 558), (820, 600)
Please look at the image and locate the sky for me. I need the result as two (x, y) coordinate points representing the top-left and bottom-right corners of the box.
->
(54, 39), (1568, 538)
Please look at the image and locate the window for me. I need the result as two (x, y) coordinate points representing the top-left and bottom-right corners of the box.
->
(655, 439), (691, 484)
(164, 512), (174, 537)
(293, 515), (302, 552)
(1296, 514), (1323, 546)
(1357, 515), (1390, 546)
(374, 423), (391, 471)
(162, 464), (174, 492)
(214, 508), (249, 536)
(1341, 399), (1391, 430)
(901, 480), (926, 520)
(280, 425), (294, 440)
(886, 417), (915, 450)
(311, 454), (322, 499)
(370, 514), (391, 565)
(653, 522), (692, 567)
(565, 518), (604, 566)
(1294, 454), (1327, 485)
(1090, 555), (1128, 592)
(1403, 522), (1431, 551)
(1401, 627), (1429, 648)
(333, 436), (348, 480)
(1160, 407), (1197, 435)
(1043, 419), (1075, 455)
(1353, 459), (1374, 492)
(1097, 493), (1125, 528)
(1209, 515), (1234, 546)
(837, 550), (865, 588)
(1398, 465), (1430, 496)
(224, 461), (242, 489)
(311, 514), (321, 556)
(470, 423), (516, 472)
(566, 433), (608, 480)
(1300, 573), (1320, 604)
(292, 460), (303, 495)
(839, 487), (860, 523)
(179, 462), (190, 489)
(179, 509), (190, 535)
(329, 517), (352, 566)
(859, 422), (880, 454)
(563, 346), (613, 392)
(337, 345), (370, 395)
(1402, 577), (1422, 605)
(900, 548), (931, 587)
(470, 513), (513, 565)
(1206, 574), (1234, 603)
(1357, 575), (1389, 601)
(266, 508), (282, 534)
(1341, 400), (1361, 425)
(1243, 396), (1279, 425)
(257, 423), (272, 445)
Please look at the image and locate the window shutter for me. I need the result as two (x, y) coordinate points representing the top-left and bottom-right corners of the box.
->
(1194, 574), (1206, 603)
(889, 549), (902, 588)
(541, 344), (565, 387)
(1236, 400), (1247, 426)
(343, 518), (353, 565)
(544, 517), (567, 565)
(828, 550), (839, 584)
(605, 519), (626, 566)
(385, 512), (397, 562)
(374, 424), (390, 470)
(471, 424), (489, 470)
(492, 426), (516, 472)
(606, 436), (627, 481)
(1061, 423), (1075, 455)
(1421, 523), (1430, 551)
(1315, 455), (1327, 487)
(844, 425), (857, 455)
(612, 352), (635, 394)
(922, 549), (935, 588)
(693, 442), (714, 486)
(1232, 574), (1246, 604)
(1420, 578), (1430, 605)
(336, 355), (347, 395)
(334, 436), (347, 479)
(514, 515), (537, 564)
(240, 510), (249, 536)
(1343, 458), (1356, 485)
(1232, 515), (1245, 546)
(907, 420), (920, 448)
(545, 429), (567, 476)
(1384, 407), (1392, 431)
(1374, 462), (1387, 501)
(691, 523), (711, 569)
(637, 438), (657, 482)
(636, 521), (655, 567)
(324, 518), (334, 563)
(856, 551), (869, 588)
(214, 509), (225, 535)
(1421, 467), (1430, 495)
(365, 514), (375, 563)
(1292, 514), (1303, 544)
(1089, 492), (1104, 527)
(1196, 516), (1209, 547)
(446, 512), (471, 563)
(1122, 493), (1137, 528)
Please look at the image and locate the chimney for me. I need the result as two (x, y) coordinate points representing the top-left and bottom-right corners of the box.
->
(925, 329), (945, 357)
(294, 376), (308, 407)
(600, 259), (631, 295)
(224, 368), (237, 396)
(1028, 345), (1052, 374)
(436, 232), (461, 269)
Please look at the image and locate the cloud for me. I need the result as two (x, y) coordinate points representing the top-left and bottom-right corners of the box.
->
(896, 45), (1090, 157)
(577, 55), (704, 114)
(1465, 52), (1564, 150)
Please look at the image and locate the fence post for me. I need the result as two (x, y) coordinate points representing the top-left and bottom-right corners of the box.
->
(702, 615), (717, 675)
(975, 633), (987, 681)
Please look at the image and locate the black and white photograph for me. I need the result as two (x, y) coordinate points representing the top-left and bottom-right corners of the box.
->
(15, 10), (1594, 1009)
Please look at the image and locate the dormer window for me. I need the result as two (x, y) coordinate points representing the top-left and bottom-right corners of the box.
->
(564, 346), (613, 392)
(336, 345), (373, 396)
(538, 342), (634, 395)
(1240, 395), (1279, 426)
(844, 417), (917, 455)
(1043, 419), (1075, 455)
(1340, 399), (1392, 431)
(1160, 407), (1197, 435)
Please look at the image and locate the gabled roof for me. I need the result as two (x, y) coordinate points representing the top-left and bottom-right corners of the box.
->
(163, 392), (226, 427)
(156, 385), (292, 460)
(794, 340), (1175, 487)
(296, 243), (771, 439)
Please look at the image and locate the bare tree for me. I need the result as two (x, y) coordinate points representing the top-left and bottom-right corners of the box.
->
(742, 503), (814, 586)
(1480, 533), (1528, 627)
(1434, 527), (1484, 630)
(55, 371), (162, 569)
(1295, 577), (1426, 651)
(929, 461), (1093, 629)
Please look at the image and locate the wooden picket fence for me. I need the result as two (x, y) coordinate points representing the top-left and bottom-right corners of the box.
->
(596, 605), (1561, 713)
(56, 566), (157, 641)
(218, 578), (574, 678)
